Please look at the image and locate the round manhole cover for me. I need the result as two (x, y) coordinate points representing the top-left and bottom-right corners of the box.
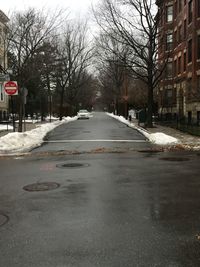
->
(23, 182), (60, 192)
(159, 157), (190, 162)
(138, 150), (163, 153)
(0, 213), (9, 227)
(56, 163), (90, 169)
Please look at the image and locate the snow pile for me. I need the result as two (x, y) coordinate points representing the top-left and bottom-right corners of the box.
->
(107, 113), (179, 145)
(147, 132), (179, 145)
(0, 116), (77, 154)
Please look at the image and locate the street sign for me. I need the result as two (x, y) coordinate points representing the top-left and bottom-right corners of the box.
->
(4, 81), (18, 95)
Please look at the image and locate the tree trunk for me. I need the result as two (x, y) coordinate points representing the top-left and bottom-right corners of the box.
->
(59, 87), (64, 121)
(146, 83), (153, 128)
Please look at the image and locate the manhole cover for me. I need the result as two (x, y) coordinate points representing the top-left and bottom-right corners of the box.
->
(159, 157), (190, 162)
(56, 163), (90, 169)
(0, 213), (9, 227)
(23, 182), (60, 192)
(138, 149), (163, 153)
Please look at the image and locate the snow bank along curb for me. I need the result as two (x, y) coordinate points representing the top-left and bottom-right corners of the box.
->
(107, 113), (179, 146)
(0, 116), (77, 155)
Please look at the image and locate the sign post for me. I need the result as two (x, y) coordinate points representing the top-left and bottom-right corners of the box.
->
(3, 81), (18, 132)
(21, 87), (28, 131)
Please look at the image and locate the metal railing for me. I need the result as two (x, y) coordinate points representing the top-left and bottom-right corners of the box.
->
(156, 116), (200, 136)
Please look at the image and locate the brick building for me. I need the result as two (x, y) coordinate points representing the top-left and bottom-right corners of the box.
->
(157, 0), (200, 124)
(0, 9), (9, 120)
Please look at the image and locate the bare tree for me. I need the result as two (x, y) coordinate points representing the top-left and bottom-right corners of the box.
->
(8, 8), (65, 131)
(95, 32), (130, 115)
(54, 21), (93, 120)
(94, 0), (163, 127)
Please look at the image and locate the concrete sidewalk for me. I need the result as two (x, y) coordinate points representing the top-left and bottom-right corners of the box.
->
(130, 118), (200, 147)
(145, 123), (200, 147)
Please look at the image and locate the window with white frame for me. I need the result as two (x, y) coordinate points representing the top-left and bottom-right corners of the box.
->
(166, 5), (173, 22)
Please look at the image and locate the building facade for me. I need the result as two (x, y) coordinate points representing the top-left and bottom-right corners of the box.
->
(0, 9), (9, 120)
(157, 0), (200, 123)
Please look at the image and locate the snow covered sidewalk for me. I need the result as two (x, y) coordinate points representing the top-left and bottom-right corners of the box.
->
(108, 113), (200, 150)
(0, 116), (77, 155)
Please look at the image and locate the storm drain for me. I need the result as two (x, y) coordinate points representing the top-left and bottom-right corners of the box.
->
(56, 163), (90, 169)
(159, 157), (190, 162)
(23, 182), (60, 192)
(0, 213), (9, 227)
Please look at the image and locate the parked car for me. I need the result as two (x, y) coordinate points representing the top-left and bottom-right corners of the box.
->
(77, 109), (90, 119)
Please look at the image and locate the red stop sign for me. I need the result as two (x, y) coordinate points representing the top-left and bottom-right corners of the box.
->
(4, 81), (18, 96)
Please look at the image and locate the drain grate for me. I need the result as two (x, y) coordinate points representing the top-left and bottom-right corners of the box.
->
(23, 182), (60, 192)
(159, 157), (190, 162)
(0, 213), (9, 227)
(56, 163), (90, 169)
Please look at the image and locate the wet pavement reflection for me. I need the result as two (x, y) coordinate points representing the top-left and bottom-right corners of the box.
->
(0, 113), (200, 266)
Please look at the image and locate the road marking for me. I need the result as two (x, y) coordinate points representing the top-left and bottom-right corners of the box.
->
(43, 139), (147, 143)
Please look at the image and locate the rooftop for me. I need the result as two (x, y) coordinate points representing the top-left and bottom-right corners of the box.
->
(0, 10), (9, 24)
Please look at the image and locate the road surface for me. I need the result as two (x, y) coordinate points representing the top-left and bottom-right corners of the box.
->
(0, 112), (200, 267)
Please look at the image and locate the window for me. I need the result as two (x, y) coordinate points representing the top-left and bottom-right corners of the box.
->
(188, 111), (192, 124)
(183, 52), (187, 71)
(179, 0), (182, 12)
(165, 89), (173, 106)
(187, 78), (192, 99)
(188, 0), (193, 24)
(178, 25), (182, 43)
(174, 59), (177, 76)
(183, 20), (187, 39)
(197, 111), (200, 125)
(165, 62), (173, 78)
(166, 32), (173, 50)
(197, 76), (200, 92)
(174, 30), (177, 46)
(174, 1), (178, 17)
(0, 83), (4, 102)
(188, 39), (192, 63)
(166, 5), (173, 22)
(178, 56), (182, 74)
(197, 35), (200, 60)
(198, 0), (200, 17)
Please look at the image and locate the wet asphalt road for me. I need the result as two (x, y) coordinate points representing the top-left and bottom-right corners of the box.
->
(0, 112), (200, 266)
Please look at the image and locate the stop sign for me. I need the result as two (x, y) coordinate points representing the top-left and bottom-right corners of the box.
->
(4, 81), (18, 96)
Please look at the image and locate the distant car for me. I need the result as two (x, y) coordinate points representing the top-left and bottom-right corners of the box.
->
(77, 109), (90, 119)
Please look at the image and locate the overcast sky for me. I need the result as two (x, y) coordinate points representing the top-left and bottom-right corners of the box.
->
(1, 0), (100, 18)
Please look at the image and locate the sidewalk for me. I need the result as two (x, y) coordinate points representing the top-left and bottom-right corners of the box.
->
(0, 122), (38, 137)
(143, 123), (200, 149)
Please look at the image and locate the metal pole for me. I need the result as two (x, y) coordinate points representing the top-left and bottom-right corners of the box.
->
(11, 96), (15, 132)
(50, 94), (52, 122)
(23, 102), (26, 132)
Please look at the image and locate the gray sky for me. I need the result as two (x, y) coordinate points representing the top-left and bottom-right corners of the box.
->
(1, 0), (100, 18)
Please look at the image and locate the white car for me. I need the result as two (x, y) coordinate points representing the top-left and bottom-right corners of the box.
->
(77, 109), (90, 119)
